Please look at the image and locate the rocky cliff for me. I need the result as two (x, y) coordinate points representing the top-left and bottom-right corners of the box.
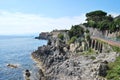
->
(32, 29), (119, 80)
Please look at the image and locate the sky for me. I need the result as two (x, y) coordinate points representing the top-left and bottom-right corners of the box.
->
(0, 0), (119, 35)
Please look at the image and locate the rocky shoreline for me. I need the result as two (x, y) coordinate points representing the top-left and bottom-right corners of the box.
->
(32, 32), (119, 80)
(32, 40), (118, 80)
(31, 10), (120, 80)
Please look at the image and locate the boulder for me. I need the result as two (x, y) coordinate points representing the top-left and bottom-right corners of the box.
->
(24, 70), (31, 80)
(98, 60), (109, 77)
(7, 64), (18, 68)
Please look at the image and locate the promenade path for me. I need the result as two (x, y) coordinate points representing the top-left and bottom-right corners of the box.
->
(91, 36), (120, 47)
(79, 24), (120, 47)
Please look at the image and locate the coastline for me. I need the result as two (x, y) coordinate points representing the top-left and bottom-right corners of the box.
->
(31, 52), (45, 72)
(31, 25), (120, 80)
(31, 52), (46, 80)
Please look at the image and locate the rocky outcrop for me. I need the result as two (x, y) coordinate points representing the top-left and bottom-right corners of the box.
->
(32, 37), (69, 80)
(32, 30), (119, 80)
(98, 61), (109, 77)
(7, 64), (18, 68)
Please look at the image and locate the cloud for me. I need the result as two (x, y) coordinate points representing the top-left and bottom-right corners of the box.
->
(0, 10), (86, 35)
(108, 12), (119, 17)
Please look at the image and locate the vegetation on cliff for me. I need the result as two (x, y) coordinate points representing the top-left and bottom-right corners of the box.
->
(84, 10), (120, 33)
(68, 36), (77, 44)
(58, 33), (64, 40)
(107, 56), (120, 80)
(68, 25), (85, 44)
(68, 25), (84, 39)
(112, 46), (120, 53)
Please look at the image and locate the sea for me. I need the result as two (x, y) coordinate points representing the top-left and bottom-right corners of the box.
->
(0, 35), (47, 80)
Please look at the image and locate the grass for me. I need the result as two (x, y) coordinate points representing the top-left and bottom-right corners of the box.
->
(90, 56), (96, 60)
(83, 48), (96, 55)
(111, 46), (120, 53)
(106, 57), (120, 80)
(67, 36), (77, 45)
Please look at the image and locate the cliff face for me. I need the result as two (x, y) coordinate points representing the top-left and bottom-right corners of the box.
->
(32, 30), (119, 80)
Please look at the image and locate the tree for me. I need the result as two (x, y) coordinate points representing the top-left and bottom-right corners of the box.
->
(114, 18), (120, 31)
(97, 20), (109, 30)
(86, 10), (107, 22)
(105, 15), (114, 22)
(85, 10), (120, 33)
(68, 25), (84, 38)
(87, 20), (97, 28)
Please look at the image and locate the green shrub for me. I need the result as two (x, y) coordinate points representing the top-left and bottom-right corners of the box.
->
(83, 48), (95, 55)
(88, 48), (94, 53)
(86, 34), (91, 41)
(58, 33), (64, 40)
(90, 56), (96, 60)
(112, 46), (120, 53)
(106, 57), (120, 80)
(68, 36), (77, 44)
(85, 29), (90, 33)
(68, 25), (84, 38)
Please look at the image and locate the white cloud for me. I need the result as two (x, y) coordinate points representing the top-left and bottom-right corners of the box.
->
(0, 10), (86, 35)
(108, 12), (119, 17)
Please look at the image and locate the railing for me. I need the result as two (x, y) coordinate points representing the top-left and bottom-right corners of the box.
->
(91, 36), (120, 47)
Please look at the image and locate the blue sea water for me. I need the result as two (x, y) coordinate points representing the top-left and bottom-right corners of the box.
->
(0, 36), (47, 80)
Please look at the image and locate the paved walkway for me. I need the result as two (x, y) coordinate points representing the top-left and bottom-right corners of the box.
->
(79, 24), (120, 47)
(91, 36), (120, 47)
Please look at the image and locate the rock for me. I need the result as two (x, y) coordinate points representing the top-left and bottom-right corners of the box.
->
(47, 39), (52, 45)
(32, 31), (119, 80)
(38, 69), (45, 80)
(69, 43), (76, 52)
(7, 64), (18, 68)
(98, 60), (109, 77)
(63, 47), (68, 52)
(24, 70), (31, 80)
(38, 69), (44, 76)
(25, 70), (31, 77)
(69, 42), (80, 52)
